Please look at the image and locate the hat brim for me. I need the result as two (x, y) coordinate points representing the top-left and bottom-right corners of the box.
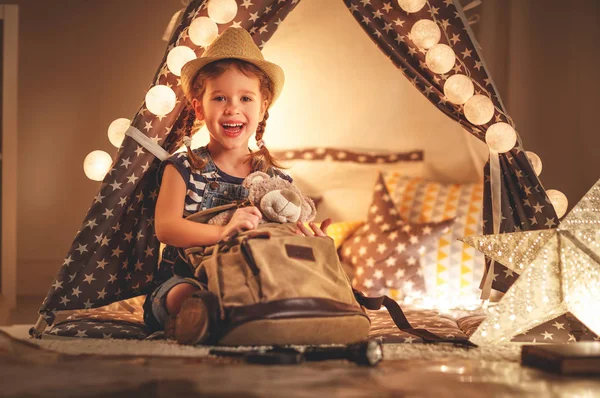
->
(181, 56), (285, 105)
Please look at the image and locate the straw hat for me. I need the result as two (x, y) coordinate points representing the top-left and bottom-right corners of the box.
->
(181, 27), (284, 104)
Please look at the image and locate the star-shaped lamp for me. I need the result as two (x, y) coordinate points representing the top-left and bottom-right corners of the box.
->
(461, 179), (600, 345)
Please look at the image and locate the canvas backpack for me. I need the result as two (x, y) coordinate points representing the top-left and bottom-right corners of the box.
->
(177, 202), (475, 347)
(177, 202), (370, 346)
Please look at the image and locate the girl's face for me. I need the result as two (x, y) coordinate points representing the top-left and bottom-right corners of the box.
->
(192, 67), (268, 152)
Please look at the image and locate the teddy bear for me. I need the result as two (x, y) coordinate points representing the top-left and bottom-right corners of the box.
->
(207, 171), (317, 226)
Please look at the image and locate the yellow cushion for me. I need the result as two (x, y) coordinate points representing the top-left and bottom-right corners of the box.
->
(304, 220), (365, 249)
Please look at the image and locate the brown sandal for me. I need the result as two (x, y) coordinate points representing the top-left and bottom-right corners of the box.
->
(173, 290), (220, 345)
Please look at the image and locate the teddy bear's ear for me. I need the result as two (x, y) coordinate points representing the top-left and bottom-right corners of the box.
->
(243, 171), (271, 188)
(298, 195), (317, 223)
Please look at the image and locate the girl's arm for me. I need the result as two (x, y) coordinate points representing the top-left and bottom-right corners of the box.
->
(155, 164), (263, 248)
(155, 164), (225, 248)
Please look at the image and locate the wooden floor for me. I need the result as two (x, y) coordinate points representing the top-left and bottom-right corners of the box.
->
(2, 330), (600, 398)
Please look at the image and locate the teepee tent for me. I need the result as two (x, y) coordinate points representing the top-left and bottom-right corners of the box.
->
(31, 0), (561, 340)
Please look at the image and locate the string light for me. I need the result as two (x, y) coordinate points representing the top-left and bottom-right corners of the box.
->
(189, 16), (218, 47)
(397, 0), (427, 13)
(145, 85), (177, 116)
(107, 118), (130, 148)
(443, 74), (474, 105)
(464, 95), (494, 125)
(546, 189), (568, 218)
(485, 122), (517, 153)
(207, 0), (238, 24)
(83, 150), (112, 182)
(410, 19), (441, 50)
(166, 46), (197, 76)
(425, 44), (456, 74)
(526, 151), (543, 176)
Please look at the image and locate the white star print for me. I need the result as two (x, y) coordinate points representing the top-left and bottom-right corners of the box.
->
(83, 273), (96, 284)
(85, 219), (98, 229)
(72, 286), (82, 297)
(76, 244), (88, 255)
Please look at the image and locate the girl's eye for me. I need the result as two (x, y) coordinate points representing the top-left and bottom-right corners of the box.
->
(213, 96), (225, 101)
(242, 96), (253, 102)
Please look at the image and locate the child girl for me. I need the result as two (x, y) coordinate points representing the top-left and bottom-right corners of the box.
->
(143, 27), (331, 343)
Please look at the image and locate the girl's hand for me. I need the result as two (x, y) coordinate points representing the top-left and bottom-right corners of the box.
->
(295, 218), (333, 237)
(221, 206), (263, 241)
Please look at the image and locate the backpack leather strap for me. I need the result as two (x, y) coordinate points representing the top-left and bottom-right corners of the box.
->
(353, 289), (476, 347)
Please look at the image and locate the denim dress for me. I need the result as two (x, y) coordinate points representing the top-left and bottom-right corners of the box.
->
(143, 146), (290, 332)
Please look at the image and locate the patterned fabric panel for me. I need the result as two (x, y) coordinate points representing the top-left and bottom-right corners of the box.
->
(366, 309), (468, 344)
(457, 312), (599, 343)
(340, 173), (454, 301)
(45, 310), (148, 340)
(383, 172), (485, 307)
(511, 313), (600, 344)
(271, 148), (423, 163)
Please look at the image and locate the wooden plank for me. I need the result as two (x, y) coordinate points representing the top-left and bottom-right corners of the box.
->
(1, 5), (18, 311)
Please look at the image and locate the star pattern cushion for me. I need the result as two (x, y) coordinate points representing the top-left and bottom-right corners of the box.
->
(383, 172), (485, 307)
(340, 173), (454, 301)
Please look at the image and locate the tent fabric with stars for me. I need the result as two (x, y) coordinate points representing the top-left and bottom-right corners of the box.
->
(29, 0), (582, 344)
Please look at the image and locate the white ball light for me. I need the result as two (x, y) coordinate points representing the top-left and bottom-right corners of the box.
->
(464, 94), (495, 125)
(546, 189), (568, 218)
(425, 44), (456, 74)
(145, 85), (177, 116)
(526, 151), (543, 176)
(485, 122), (517, 153)
(107, 118), (130, 148)
(189, 17), (218, 47)
(411, 19), (441, 50)
(83, 150), (113, 182)
(166, 46), (197, 77)
(207, 0), (238, 24)
(443, 74), (474, 105)
(398, 0), (427, 13)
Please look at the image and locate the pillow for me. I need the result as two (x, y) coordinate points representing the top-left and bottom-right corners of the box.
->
(382, 172), (485, 307)
(272, 147), (425, 222)
(340, 173), (454, 302)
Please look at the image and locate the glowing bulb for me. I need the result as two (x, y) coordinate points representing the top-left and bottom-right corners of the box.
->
(83, 150), (112, 181)
(485, 122), (517, 153)
(425, 44), (456, 74)
(410, 19), (441, 50)
(397, 0), (427, 13)
(547, 189), (568, 218)
(207, 0), (238, 24)
(166, 46), (197, 76)
(189, 16), (218, 47)
(464, 95), (494, 125)
(145, 85), (177, 116)
(526, 151), (543, 176)
(443, 74), (474, 105)
(107, 118), (130, 148)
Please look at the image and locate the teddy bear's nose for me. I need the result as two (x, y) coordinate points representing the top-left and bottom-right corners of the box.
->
(280, 189), (301, 206)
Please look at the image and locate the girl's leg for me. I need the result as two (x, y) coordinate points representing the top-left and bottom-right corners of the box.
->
(165, 283), (201, 315)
